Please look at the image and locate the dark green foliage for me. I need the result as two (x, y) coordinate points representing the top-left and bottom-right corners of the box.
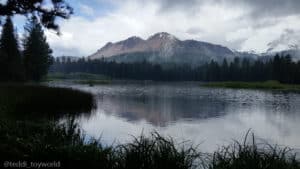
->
(0, 17), (23, 81)
(47, 72), (109, 81)
(0, 84), (94, 117)
(50, 54), (300, 84)
(23, 17), (53, 81)
(0, 118), (299, 169)
(117, 133), (201, 169)
(0, 117), (200, 169)
(0, 119), (116, 169)
(0, 49), (8, 79)
(0, 0), (73, 31)
(209, 132), (299, 169)
(0, 15), (60, 83)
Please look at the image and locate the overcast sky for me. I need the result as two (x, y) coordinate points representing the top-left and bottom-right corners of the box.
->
(17, 0), (300, 56)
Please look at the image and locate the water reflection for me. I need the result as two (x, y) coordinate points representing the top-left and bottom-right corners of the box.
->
(54, 82), (300, 152)
(96, 95), (228, 126)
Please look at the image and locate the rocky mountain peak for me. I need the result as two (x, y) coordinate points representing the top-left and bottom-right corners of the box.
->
(123, 36), (144, 42)
(102, 42), (113, 48)
(148, 32), (177, 41)
(118, 36), (145, 48)
(88, 32), (236, 63)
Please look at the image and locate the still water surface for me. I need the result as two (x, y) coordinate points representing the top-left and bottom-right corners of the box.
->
(52, 82), (300, 152)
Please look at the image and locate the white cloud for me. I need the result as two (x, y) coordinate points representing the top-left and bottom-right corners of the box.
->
(79, 4), (95, 16)
(239, 16), (300, 52)
(46, 0), (300, 56)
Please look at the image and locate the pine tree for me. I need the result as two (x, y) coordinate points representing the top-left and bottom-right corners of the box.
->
(0, 0), (73, 32)
(0, 49), (8, 81)
(221, 59), (229, 81)
(23, 17), (53, 81)
(0, 17), (23, 81)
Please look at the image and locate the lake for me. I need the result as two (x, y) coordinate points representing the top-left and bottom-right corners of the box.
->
(51, 81), (300, 153)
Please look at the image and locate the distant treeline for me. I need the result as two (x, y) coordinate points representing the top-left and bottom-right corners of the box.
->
(50, 54), (300, 84)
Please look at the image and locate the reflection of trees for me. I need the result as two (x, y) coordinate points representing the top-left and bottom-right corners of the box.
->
(263, 92), (300, 136)
(265, 92), (300, 115)
(66, 83), (300, 128)
(96, 95), (228, 127)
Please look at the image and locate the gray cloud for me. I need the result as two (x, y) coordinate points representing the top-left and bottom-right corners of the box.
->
(234, 0), (300, 18)
(155, 0), (300, 18)
(156, 0), (204, 11)
(250, 18), (280, 29)
(186, 27), (205, 35)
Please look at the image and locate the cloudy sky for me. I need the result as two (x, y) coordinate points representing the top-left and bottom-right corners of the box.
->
(14, 0), (300, 56)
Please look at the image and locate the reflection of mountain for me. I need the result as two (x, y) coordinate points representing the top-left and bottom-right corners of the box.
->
(96, 95), (227, 127)
(66, 82), (300, 128)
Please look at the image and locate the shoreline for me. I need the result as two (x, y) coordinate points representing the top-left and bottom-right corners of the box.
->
(203, 81), (300, 92)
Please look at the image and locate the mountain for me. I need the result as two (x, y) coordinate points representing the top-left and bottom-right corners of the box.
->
(89, 33), (177, 59)
(88, 32), (240, 65)
(88, 32), (300, 65)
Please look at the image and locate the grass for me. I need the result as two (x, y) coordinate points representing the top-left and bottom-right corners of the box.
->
(0, 117), (299, 169)
(0, 118), (116, 169)
(208, 131), (299, 169)
(47, 72), (109, 81)
(116, 132), (201, 169)
(0, 118), (200, 169)
(0, 84), (95, 118)
(47, 72), (112, 86)
(204, 81), (300, 91)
